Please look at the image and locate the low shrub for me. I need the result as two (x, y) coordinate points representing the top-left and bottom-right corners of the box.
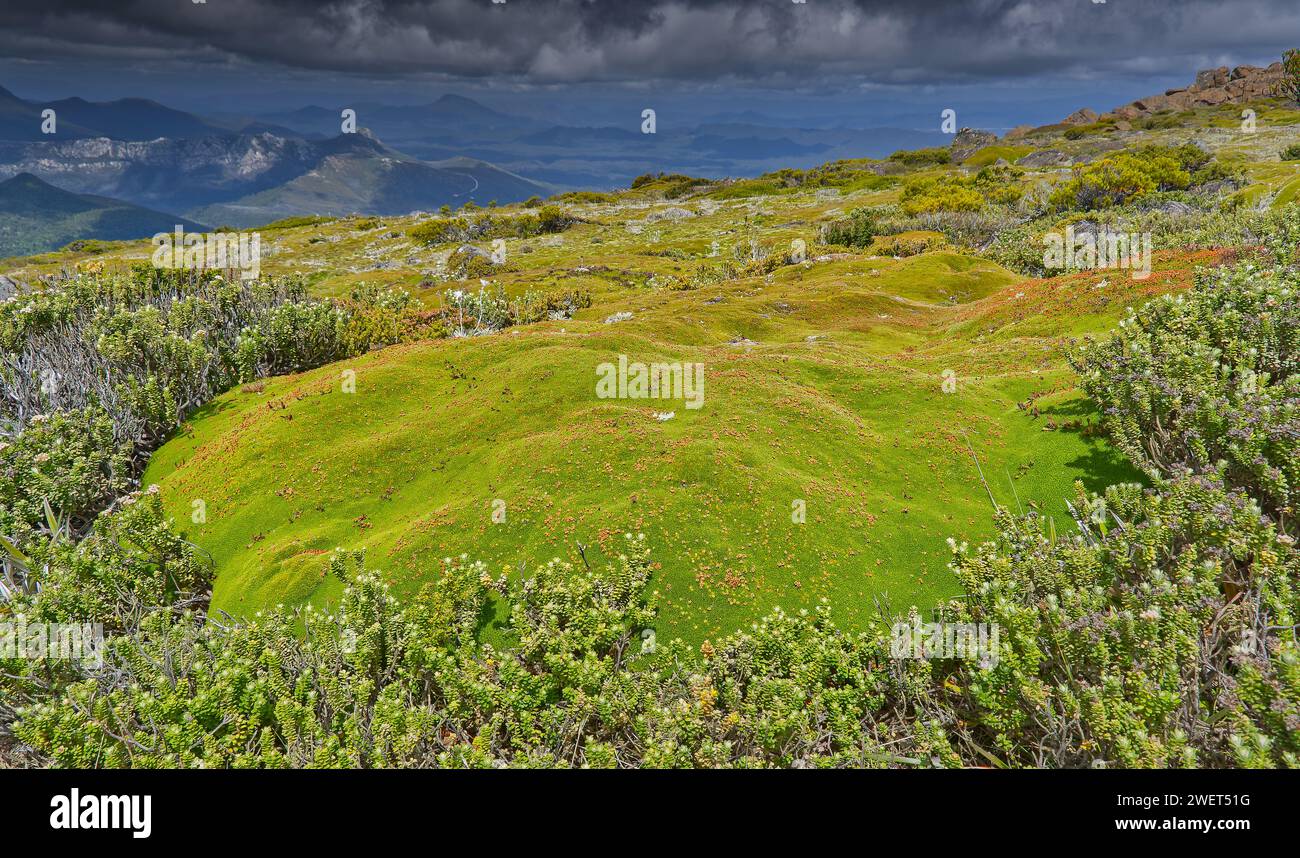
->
(819, 208), (877, 248)
(1049, 144), (1230, 212)
(410, 206), (575, 246)
(442, 285), (592, 335)
(888, 147), (951, 167)
(10, 468), (1299, 768)
(1071, 260), (1300, 524)
(900, 166), (1024, 216)
(0, 267), (421, 544)
(874, 232), (946, 257)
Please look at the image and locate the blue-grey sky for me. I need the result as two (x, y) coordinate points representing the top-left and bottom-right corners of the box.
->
(0, 0), (1296, 129)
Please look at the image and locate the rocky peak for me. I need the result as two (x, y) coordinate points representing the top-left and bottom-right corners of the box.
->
(1060, 61), (1287, 125)
(1061, 107), (1099, 127)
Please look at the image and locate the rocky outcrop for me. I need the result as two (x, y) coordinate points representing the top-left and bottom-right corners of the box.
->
(950, 127), (998, 162)
(1061, 108), (1099, 126)
(1062, 62), (1287, 124)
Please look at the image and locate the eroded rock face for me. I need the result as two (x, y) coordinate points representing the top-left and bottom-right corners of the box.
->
(950, 127), (998, 162)
(1062, 108), (1099, 126)
(1196, 67), (1231, 89)
(1063, 62), (1286, 124)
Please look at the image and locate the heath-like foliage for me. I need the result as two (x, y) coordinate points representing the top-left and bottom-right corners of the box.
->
(1072, 261), (1300, 524)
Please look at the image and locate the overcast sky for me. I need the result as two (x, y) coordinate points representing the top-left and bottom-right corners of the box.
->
(1, 0), (1296, 128)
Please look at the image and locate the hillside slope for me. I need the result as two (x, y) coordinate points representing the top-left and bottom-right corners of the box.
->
(139, 208), (1195, 642)
(0, 127), (548, 224)
(4, 91), (1287, 645)
(0, 172), (204, 258)
(190, 152), (548, 227)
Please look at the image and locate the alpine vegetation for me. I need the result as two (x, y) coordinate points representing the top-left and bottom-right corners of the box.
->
(1, 7), (1300, 782)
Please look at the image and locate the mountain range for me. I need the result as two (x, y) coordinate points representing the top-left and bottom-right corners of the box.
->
(256, 95), (949, 188)
(0, 88), (554, 253)
(0, 84), (950, 256)
(0, 172), (204, 259)
(0, 84), (279, 141)
(0, 126), (546, 229)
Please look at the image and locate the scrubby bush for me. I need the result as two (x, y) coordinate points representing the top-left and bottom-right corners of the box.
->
(900, 176), (986, 215)
(703, 178), (784, 200)
(551, 191), (614, 204)
(900, 167), (1024, 216)
(819, 208), (876, 247)
(874, 233), (946, 257)
(881, 207), (1024, 252)
(16, 487), (209, 632)
(1071, 261), (1300, 524)
(445, 245), (501, 280)
(972, 165), (1027, 205)
(258, 215), (336, 232)
(1278, 48), (1300, 104)
(8, 532), (929, 768)
(983, 180), (1275, 276)
(982, 222), (1054, 275)
(754, 160), (897, 193)
(508, 289), (592, 325)
(411, 215), (476, 245)
(629, 173), (712, 199)
(1049, 144), (1228, 212)
(0, 408), (131, 553)
(0, 267), (425, 565)
(1124, 110), (1194, 132)
(888, 147), (951, 167)
(0, 267), (419, 448)
(10, 467), (1299, 769)
(1051, 150), (1188, 210)
(948, 475), (1299, 768)
(409, 206), (575, 246)
(442, 285), (592, 335)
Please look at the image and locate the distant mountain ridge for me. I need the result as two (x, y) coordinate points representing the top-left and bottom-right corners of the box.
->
(0, 82), (959, 251)
(258, 94), (545, 140)
(256, 92), (950, 188)
(191, 151), (548, 228)
(0, 84), (284, 141)
(1, 83), (958, 200)
(0, 172), (205, 258)
(0, 123), (549, 227)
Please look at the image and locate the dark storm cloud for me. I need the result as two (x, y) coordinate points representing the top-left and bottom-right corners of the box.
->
(0, 0), (1298, 85)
